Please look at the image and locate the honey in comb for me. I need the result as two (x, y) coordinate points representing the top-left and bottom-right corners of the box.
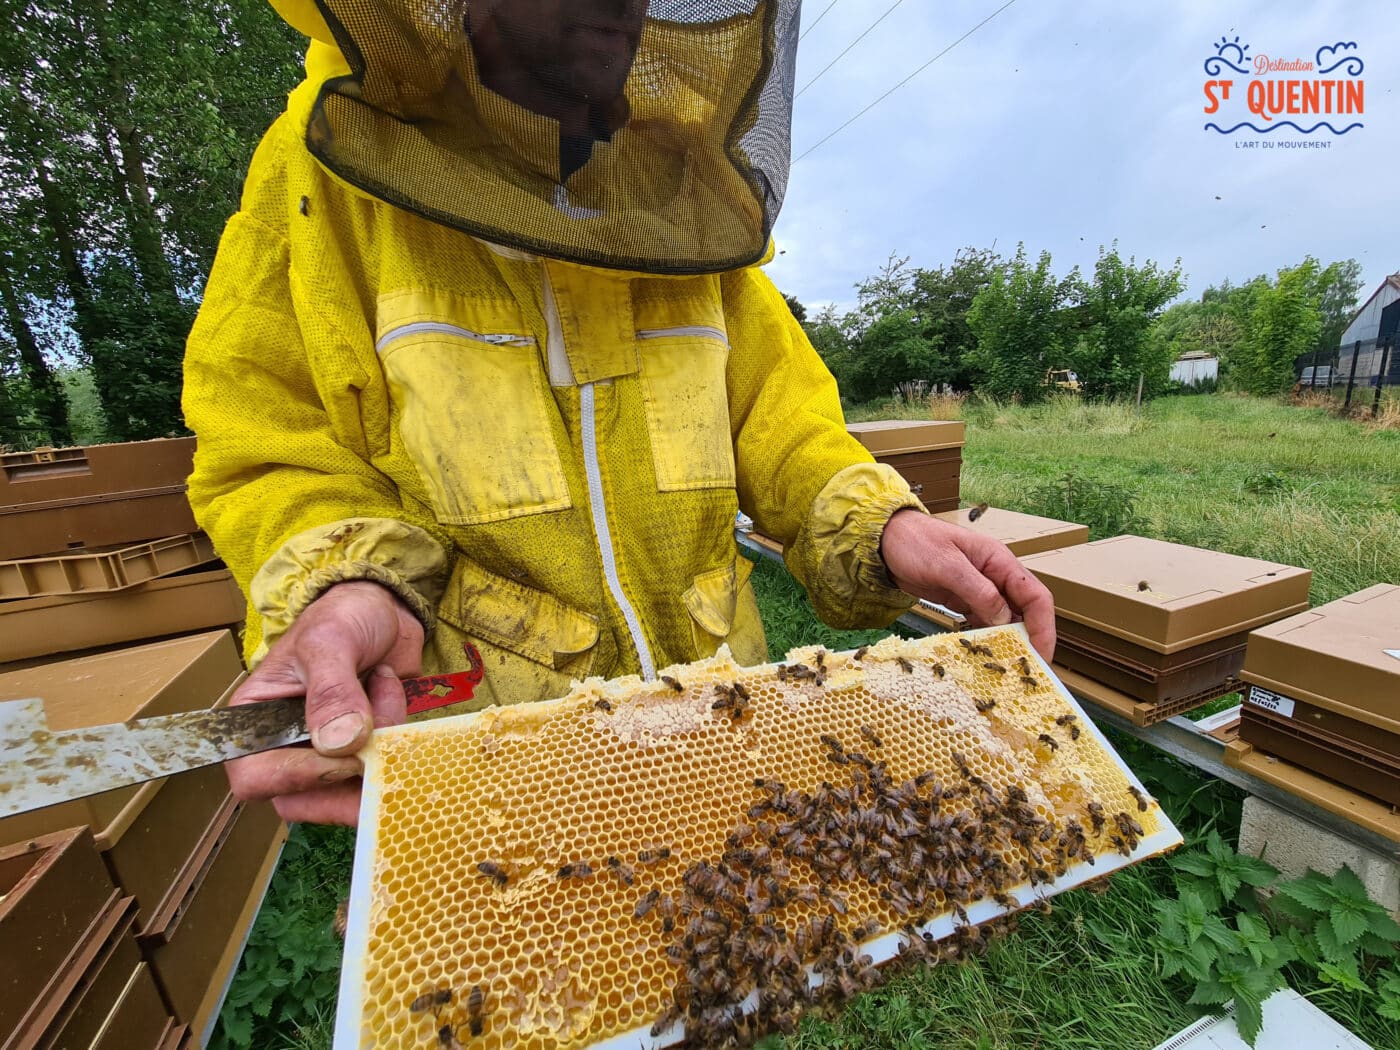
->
(349, 628), (1166, 1049)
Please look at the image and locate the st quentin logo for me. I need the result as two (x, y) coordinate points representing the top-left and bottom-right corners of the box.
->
(1202, 35), (1364, 141)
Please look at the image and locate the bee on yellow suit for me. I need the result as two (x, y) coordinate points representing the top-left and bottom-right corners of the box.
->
(184, 0), (1054, 825)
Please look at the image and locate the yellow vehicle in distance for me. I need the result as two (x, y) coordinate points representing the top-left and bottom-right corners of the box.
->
(1045, 369), (1081, 393)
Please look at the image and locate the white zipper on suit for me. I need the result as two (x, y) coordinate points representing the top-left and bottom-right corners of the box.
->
(636, 325), (729, 344)
(542, 267), (657, 681)
(375, 321), (534, 353)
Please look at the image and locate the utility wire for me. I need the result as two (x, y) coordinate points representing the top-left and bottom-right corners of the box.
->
(793, 0), (1018, 163)
(798, 0), (841, 42)
(795, 0), (906, 98)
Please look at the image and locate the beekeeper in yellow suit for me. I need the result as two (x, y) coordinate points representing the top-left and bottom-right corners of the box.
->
(184, 0), (1055, 826)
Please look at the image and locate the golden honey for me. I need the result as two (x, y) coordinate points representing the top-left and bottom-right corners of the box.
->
(346, 628), (1167, 1049)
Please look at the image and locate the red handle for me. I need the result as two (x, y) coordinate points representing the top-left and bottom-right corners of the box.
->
(402, 642), (485, 716)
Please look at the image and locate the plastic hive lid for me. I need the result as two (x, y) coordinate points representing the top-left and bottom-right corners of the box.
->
(336, 625), (1180, 1050)
(933, 507), (1089, 558)
(0, 533), (217, 600)
(845, 420), (965, 455)
(1021, 536), (1312, 654)
(1239, 584), (1400, 736)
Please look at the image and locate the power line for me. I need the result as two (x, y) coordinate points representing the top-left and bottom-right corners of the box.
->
(798, 0), (841, 42)
(795, 0), (906, 98)
(793, 0), (1018, 163)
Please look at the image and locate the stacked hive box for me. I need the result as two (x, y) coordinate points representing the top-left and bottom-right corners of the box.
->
(846, 420), (964, 513)
(933, 506), (1089, 557)
(0, 828), (190, 1049)
(1231, 584), (1400, 806)
(0, 439), (245, 663)
(1021, 537), (1312, 724)
(0, 633), (287, 1045)
(0, 440), (283, 1048)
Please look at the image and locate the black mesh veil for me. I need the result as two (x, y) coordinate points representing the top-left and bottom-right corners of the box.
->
(305, 0), (800, 274)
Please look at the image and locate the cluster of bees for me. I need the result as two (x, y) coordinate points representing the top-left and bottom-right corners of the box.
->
(624, 716), (1152, 1049)
(408, 984), (487, 1049)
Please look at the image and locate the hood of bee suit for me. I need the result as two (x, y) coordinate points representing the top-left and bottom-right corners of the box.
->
(268, 0), (799, 275)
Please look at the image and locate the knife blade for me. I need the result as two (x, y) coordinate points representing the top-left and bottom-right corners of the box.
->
(0, 648), (488, 820)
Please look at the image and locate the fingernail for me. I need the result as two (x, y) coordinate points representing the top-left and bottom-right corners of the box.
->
(316, 712), (365, 752)
(374, 664), (397, 679)
(992, 604), (1012, 626)
(320, 766), (359, 783)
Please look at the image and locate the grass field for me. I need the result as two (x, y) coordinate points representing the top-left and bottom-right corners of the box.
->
(215, 393), (1400, 1050)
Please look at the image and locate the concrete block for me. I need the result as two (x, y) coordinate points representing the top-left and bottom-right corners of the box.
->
(1239, 795), (1400, 918)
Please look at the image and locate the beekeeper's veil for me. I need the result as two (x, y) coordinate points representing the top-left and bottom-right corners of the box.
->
(271, 0), (799, 274)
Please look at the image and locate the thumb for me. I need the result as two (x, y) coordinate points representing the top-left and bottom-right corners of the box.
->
(300, 644), (374, 757)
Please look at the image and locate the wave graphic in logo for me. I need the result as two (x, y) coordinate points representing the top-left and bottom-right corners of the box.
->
(1315, 42), (1363, 76)
(1204, 120), (1364, 135)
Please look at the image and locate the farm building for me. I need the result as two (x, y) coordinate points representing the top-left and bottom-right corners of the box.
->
(1336, 272), (1400, 387)
(1170, 351), (1218, 385)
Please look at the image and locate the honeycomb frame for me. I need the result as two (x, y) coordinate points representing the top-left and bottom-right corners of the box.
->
(333, 624), (1181, 1050)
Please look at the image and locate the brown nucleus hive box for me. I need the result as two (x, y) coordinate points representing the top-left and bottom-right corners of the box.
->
(1237, 585), (1400, 806)
(0, 631), (244, 852)
(141, 796), (286, 1035)
(0, 439), (198, 560)
(0, 827), (121, 1041)
(934, 506), (1089, 558)
(0, 567), (247, 666)
(847, 420), (964, 512)
(1021, 537), (1310, 715)
(0, 533), (217, 601)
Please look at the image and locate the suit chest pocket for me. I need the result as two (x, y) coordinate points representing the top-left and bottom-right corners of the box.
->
(636, 326), (735, 492)
(377, 322), (572, 525)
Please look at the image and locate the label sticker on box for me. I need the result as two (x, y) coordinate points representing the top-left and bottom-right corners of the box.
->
(1246, 686), (1296, 718)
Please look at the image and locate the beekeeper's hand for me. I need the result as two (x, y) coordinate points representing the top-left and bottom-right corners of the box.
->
(880, 510), (1056, 661)
(223, 581), (422, 825)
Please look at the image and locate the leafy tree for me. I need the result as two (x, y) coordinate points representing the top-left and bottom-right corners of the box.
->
(966, 245), (1076, 403)
(1306, 257), (1363, 359)
(1236, 260), (1322, 396)
(908, 246), (1001, 390)
(1066, 244), (1183, 400)
(781, 292), (807, 323)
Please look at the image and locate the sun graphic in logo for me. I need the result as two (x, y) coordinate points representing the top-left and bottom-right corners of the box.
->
(1215, 35), (1249, 64)
(1204, 34), (1251, 75)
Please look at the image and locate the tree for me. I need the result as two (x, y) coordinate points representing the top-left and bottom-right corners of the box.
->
(966, 245), (1076, 403)
(781, 292), (807, 324)
(1067, 244), (1184, 400)
(1305, 257), (1363, 360)
(908, 246), (1001, 390)
(1236, 260), (1322, 395)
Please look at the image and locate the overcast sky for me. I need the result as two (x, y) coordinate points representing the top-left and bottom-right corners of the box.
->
(767, 0), (1399, 314)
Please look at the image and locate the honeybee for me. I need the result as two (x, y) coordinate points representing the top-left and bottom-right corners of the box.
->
(1017, 656), (1033, 675)
(635, 889), (662, 918)
(1020, 675), (1039, 689)
(437, 1024), (460, 1048)
(1037, 733), (1059, 752)
(968, 502), (990, 522)
(475, 861), (509, 888)
(732, 681), (750, 701)
(410, 987), (453, 1013)
(1128, 785), (1151, 812)
(859, 725), (883, 748)
(465, 983), (486, 1037)
(895, 656), (914, 673)
(1137, 580), (1150, 592)
(815, 649), (826, 670)
(660, 675), (684, 693)
(638, 847), (672, 864)
(298, 195), (310, 216)
(592, 698), (612, 712)
(558, 862), (594, 879)
(975, 698), (997, 714)
(982, 661), (1007, 674)
(607, 856), (635, 885)
(1086, 801), (1107, 835)
(853, 645), (869, 661)
(932, 662), (946, 678)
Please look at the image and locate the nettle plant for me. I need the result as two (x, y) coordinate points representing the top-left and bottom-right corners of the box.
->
(1152, 831), (1400, 1044)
